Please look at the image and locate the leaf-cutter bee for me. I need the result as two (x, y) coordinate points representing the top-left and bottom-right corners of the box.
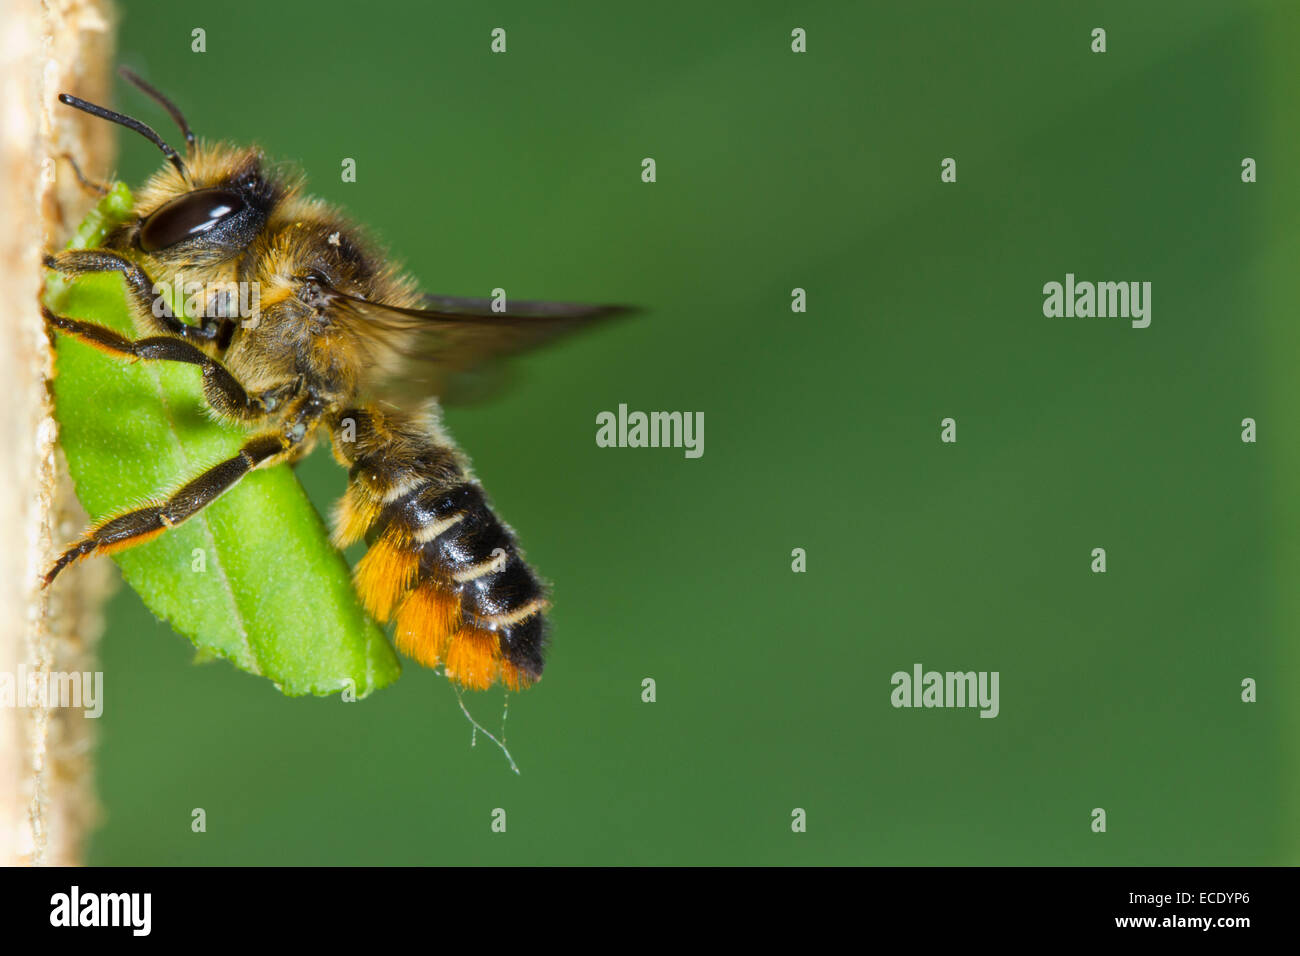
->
(42, 69), (633, 691)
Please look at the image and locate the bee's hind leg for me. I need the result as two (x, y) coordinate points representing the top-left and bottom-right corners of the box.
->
(43, 433), (291, 587)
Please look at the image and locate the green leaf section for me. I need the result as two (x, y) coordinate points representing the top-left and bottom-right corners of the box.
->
(46, 184), (400, 697)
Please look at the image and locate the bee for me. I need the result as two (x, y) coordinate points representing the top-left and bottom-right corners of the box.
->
(42, 69), (633, 692)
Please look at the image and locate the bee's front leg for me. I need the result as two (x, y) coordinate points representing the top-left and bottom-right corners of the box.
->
(57, 153), (110, 197)
(44, 249), (231, 344)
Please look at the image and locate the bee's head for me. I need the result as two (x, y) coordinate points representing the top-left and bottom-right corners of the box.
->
(58, 69), (278, 262)
(132, 154), (276, 258)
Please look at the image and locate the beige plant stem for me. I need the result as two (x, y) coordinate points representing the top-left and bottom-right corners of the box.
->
(0, 0), (116, 867)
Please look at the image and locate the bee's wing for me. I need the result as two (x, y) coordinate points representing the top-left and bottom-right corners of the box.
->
(340, 292), (638, 405)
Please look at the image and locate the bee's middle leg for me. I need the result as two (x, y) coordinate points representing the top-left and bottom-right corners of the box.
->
(43, 305), (264, 421)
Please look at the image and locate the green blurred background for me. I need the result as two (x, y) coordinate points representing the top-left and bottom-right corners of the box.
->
(83, 0), (1296, 864)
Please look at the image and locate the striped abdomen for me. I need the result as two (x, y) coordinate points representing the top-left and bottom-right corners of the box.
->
(330, 407), (547, 690)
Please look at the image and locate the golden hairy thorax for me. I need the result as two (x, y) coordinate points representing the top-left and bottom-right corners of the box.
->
(108, 142), (421, 404)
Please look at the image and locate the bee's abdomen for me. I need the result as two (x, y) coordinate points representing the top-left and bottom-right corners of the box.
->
(331, 411), (548, 690)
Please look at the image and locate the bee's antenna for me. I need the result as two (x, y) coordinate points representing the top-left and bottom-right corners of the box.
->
(57, 93), (189, 179)
(118, 67), (195, 150)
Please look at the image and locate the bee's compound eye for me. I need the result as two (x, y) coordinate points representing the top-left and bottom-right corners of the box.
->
(139, 188), (247, 252)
